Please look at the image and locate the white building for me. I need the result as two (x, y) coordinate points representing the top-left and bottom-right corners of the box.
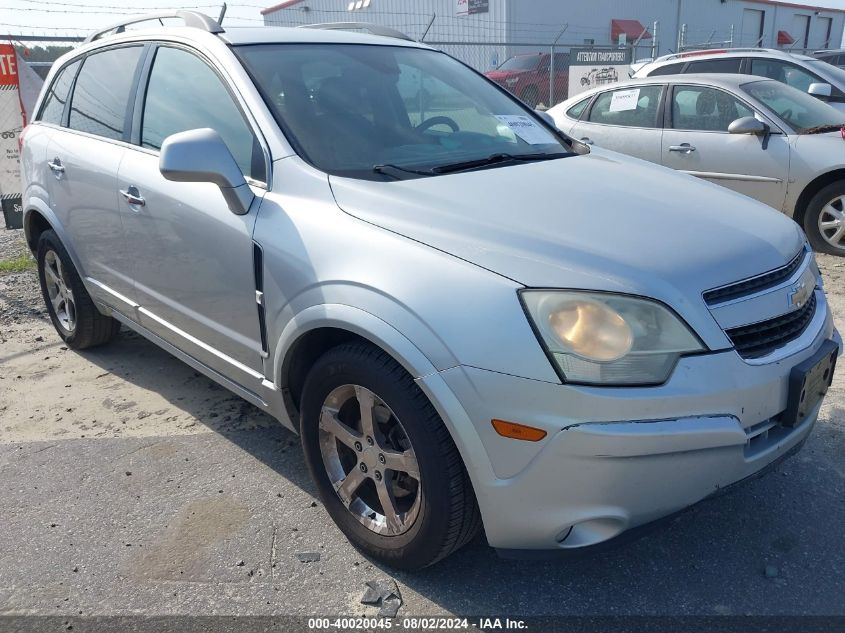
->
(261, 0), (845, 71)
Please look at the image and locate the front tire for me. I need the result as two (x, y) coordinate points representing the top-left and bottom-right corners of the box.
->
(521, 85), (540, 108)
(36, 230), (121, 349)
(804, 182), (845, 256)
(300, 342), (481, 569)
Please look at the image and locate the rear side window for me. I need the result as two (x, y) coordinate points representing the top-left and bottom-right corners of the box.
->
(38, 60), (80, 125)
(647, 62), (685, 77)
(686, 58), (742, 74)
(750, 59), (818, 93)
(141, 46), (264, 182)
(587, 85), (663, 127)
(68, 46), (143, 141)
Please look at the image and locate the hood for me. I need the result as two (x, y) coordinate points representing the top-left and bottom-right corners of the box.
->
(485, 69), (526, 81)
(329, 149), (804, 313)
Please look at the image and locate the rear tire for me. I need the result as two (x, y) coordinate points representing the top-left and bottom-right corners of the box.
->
(803, 182), (845, 256)
(36, 230), (121, 349)
(299, 342), (481, 569)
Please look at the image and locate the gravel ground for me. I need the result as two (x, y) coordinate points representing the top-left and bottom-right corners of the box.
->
(1, 218), (844, 619)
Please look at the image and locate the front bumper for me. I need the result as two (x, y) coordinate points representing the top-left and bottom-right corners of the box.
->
(419, 306), (841, 552)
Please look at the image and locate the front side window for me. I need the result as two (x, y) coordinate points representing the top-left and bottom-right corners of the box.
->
(237, 44), (571, 180)
(587, 85), (663, 127)
(497, 55), (541, 72)
(743, 79), (844, 132)
(38, 60), (80, 126)
(671, 85), (754, 131)
(750, 59), (818, 93)
(141, 46), (264, 182)
(68, 46), (143, 141)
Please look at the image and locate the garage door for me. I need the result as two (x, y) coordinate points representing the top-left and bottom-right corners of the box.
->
(741, 8), (765, 46)
(791, 14), (810, 49)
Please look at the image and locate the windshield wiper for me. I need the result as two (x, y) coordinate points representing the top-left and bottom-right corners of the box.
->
(800, 123), (845, 135)
(373, 164), (436, 179)
(431, 152), (571, 175)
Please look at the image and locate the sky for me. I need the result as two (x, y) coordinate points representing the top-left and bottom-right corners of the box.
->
(4, 0), (845, 42)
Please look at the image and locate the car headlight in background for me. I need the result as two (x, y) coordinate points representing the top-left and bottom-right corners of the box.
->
(521, 291), (705, 386)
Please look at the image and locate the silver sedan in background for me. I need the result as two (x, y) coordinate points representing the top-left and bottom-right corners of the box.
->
(549, 74), (845, 255)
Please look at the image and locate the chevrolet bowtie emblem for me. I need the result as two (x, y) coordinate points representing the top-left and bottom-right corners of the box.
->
(788, 279), (812, 309)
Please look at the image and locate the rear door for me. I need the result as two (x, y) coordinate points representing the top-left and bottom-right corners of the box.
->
(46, 45), (145, 304)
(570, 84), (665, 163)
(118, 44), (268, 379)
(661, 83), (790, 210)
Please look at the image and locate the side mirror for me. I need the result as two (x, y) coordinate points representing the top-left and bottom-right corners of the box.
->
(535, 109), (556, 126)
(159, 128), (254, 215)
(728, 116), (768, 136)
(808, 82), (833, 99)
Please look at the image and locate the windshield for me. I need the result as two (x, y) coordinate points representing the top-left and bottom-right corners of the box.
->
(742, 79), (844, 132)
(497, 55), (540, 71)
(237, 45), (569, 180)
(807, 59), (845, 84)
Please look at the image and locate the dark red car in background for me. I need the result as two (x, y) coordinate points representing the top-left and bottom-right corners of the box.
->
(485, 52), (570, 108)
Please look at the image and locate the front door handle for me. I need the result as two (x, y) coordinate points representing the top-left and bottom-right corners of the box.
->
(669, 143), (696, 153)
(120, 186), (145, 207)
(48, 158), (65, 175)
(580, 137), (594, 145)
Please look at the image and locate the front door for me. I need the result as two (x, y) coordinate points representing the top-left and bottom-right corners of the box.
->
(118, 44), (268, 381)
(662, 84), (790, 211)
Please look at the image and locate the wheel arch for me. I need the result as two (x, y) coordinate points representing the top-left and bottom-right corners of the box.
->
(22, 199), (87, 279)
(793, 169), (845, 227)
(273, 304), (441, 429)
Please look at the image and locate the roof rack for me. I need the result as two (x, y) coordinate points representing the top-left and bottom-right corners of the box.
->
(656, 47), (773, 62)
(299, 22), (413, 42)
(84, 11), (224, 43)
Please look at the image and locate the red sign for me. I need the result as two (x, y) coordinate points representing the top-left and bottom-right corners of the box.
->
(0, 44), (18, 87)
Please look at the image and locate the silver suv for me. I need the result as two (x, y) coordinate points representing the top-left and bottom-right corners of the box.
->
(634, 48), (845, 112)
(21, 14), (841, 569)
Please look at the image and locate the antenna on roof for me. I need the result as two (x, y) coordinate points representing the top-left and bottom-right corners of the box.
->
(218, 3), (227, 27)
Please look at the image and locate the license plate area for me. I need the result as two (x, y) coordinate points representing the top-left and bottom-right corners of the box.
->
(781, 339), (838, 428)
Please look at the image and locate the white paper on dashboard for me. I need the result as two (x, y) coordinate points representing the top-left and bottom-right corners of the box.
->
(608, 88), (640, 112)
(494, 115), (558, 145)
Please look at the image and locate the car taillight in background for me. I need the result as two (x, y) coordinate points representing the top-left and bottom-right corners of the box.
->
(18, 125), (28, 152)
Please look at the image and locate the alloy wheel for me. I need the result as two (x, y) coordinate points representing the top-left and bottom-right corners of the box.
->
(819, 195), (845, 251)
(318, 384), (422, 536)
(44, 250), (76, 333)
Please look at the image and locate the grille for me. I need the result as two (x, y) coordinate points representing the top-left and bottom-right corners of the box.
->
(725, 293), (817, 359)
(703, 250), (805, 305)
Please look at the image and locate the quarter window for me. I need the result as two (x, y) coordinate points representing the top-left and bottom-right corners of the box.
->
(141, 46), (264, 182)
(587, 85), (663, 127)
(686, 58), (742, 74)
(647, 62), (685, 76)
(68, 46), (143, 141)
(38, 60), (80, 126)
(566, 97), (591, 119)
(671, 85), (754, 131)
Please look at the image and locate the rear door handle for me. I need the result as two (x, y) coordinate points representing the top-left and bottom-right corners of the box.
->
(579, 137), (594, 145)
(48, 158), (64, 174)
(120, 186), (145, 207)
(669, 143), (696, 153)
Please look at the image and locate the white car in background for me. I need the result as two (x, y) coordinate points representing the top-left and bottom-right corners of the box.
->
(633, 48), (845, 113)
(549, 74), (845, 255)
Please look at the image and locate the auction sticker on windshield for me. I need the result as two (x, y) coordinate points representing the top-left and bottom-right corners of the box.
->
(495, 115), (558, 145)
(609, 88), (641, 112)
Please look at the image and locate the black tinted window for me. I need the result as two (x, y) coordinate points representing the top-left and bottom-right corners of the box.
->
(687, 58), (742, 74)
(648, 62), (685, 76)
(141, 47), (263, 182)
(38, 60), (79, 125)
(68, 47), (142, 140)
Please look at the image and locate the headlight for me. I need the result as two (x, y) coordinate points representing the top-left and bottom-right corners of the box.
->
(521, 291), (705, 386)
